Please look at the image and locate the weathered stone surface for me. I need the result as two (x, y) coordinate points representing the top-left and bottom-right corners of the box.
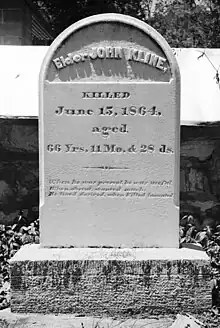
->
(0, 309), (175, 328)
(39, 14), (180, 248)
(0, 160), (38, 224)
(0, 119), (38, 154)
(10, 246), (211, 315)
(1, 118), (220, 226)
(180, 124), (220, 228)
(0, 118), (38, 224)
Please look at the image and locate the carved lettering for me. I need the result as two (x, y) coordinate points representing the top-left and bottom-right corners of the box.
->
(156, 57), (167, 70)
(97, 47), (105, 58)
(115, 47), (123, 58)
(82, 92), (130, 99)
(105, 46), (115, 58)
(137, 50), (145, 62)
(148, 54), (158, 67)
(127, 48), (138, 61)
(55, 106), (94, 116)
(52, 46), (167, 72)
(47, 143), (173, 154)
(91, 124), (128, 137)
(144, 52), (151, 63)
(53, 58), (63, 69)
(48, 179), (173, 199)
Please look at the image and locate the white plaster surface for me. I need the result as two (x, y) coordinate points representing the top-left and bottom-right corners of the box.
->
(0, 46), (220, 123)
(9, 244), (210, 262)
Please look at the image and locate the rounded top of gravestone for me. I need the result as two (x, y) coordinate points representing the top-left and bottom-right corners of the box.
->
(40, 13), (180, 83)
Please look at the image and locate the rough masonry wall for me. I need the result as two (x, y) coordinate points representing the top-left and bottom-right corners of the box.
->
(1, 118), (220, 226)
(0, 118), (38, 224)
(180, 123), (220, 229)
(10, 258), (211, 315)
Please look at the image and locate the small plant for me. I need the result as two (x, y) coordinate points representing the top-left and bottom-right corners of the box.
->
(0, 211), (39, 309)
(180, 214), (220, 315)
(180, 214), (220, 262)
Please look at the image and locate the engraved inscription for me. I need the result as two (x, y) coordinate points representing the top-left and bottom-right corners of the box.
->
(48, 96), (174, 153)
(47, 143), (173, 154)
(55, 104), (162, 117)
(53, 46), (167, 72)
(82, 91), (130, 99)
(46, 86), (174, 201)
(48, 178), (173, 198)
(55, 106), (94, 116)
(91, 124), (128, 138)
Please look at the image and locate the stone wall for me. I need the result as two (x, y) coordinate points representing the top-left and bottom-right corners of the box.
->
(180, 123), (220, 229)
(1, 117), (220, 227)
(0, 118), (38, 225)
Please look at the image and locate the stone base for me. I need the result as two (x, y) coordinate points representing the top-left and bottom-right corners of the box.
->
(9, 245), (211, 316)
(0, 309), (177, 328)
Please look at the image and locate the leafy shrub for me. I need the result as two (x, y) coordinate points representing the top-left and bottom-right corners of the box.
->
(0, 211), (39, 309)
(180, 214), (220, 265)
(180, 214), (220, 320)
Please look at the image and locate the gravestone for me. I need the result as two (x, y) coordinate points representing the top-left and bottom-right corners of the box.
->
(10, 14), (211, 316)
(39, 13), (180, 248)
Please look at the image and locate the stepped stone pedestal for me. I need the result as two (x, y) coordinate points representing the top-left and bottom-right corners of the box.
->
(10, 245), (211, 315)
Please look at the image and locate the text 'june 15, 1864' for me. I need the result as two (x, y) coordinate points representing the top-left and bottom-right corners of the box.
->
(46, 92), (173, 155)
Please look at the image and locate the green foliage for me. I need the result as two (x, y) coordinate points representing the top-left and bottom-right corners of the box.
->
(147, 0), (218, 47)
(0, 213), (39, 310)
(33, 0), (147, 35)
(180, 214), (220, 258)
(180, 214), (220, 318)
(34, 0), (220, 47)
